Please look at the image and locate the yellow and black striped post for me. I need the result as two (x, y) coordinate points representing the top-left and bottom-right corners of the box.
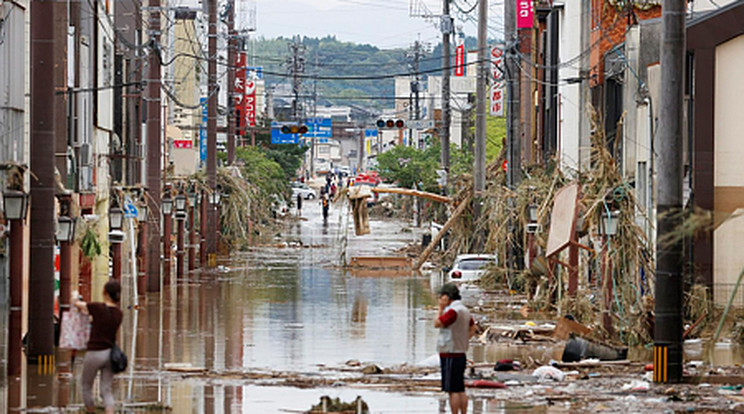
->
(653, 344), (668, 383)
(36, 354), (56, 376)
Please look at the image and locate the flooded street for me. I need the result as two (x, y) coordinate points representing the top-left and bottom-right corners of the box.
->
(1, 204), (459, 413)
(4, 203), (744, 413)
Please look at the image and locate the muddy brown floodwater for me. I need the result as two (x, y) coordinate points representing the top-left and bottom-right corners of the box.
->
(4, 203), (744, 413)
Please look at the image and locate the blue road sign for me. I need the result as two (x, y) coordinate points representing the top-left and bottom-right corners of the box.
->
(200, 98), (208, 164)
(365, 129), (378, 138)
(123, 196), (138, 219)
(245, 66), (263, 80)
(305, 118), (332, 139)
(270, 122), (300, 144)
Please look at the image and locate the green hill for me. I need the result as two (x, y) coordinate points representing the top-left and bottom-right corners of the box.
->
(249, 35), (479, 111)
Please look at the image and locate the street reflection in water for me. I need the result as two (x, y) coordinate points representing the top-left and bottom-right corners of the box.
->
(4, 206), (744, 412)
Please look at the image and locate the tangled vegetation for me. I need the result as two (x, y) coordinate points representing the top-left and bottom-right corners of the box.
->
(442, 109), (662, 346)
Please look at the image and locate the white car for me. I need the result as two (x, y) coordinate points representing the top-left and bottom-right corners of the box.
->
(291, 182), (317, 199)
(447, 254), (497, 282)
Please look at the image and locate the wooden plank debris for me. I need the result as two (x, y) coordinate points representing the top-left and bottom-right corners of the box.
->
(371, 187), (452, 204)
(414, 195), (472, 270)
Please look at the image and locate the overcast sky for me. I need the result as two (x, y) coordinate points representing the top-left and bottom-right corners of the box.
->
(251, 0), (503, 50)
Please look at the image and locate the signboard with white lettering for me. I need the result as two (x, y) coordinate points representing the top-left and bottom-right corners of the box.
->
(408, 119), (434, 129)
(246, 66), (263, 80)
(245, 78), (256, 128)
(270, 122), (299, 144)
(235, 52), (247, 135)
(490, 46), (505, 117)
(455, 42), (465, 77)
(517, 0), (534, 29)
(305, 117), (332, 138)
(200, 98), (207, 164)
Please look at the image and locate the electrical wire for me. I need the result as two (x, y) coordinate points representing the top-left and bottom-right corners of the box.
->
(452, 0), (479, 15)
(155, 49), (497, 81)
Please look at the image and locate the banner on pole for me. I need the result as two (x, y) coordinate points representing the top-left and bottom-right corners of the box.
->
(455, 43), (465, 77)
(200, 98), (207, 164)
(235, 52), (247, 136)
(517, 0), (534, 29)
(490, 46), (505, 117)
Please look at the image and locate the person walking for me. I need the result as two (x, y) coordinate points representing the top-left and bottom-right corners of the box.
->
(434, 283), (476, 414)
(296, 193), (303, 216)
(74, 279), (123, 414)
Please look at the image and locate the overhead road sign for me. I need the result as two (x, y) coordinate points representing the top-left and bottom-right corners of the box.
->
(407, 119), (434, 129)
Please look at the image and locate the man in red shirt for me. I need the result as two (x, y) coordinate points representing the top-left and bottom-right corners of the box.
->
(434, 283), (476, 414)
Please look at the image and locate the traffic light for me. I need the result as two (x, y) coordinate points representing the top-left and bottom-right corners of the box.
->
(281, 124), (309, 134)
(376, 119), (405, 129)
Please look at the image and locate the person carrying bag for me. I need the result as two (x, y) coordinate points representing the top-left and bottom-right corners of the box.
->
(74, 279), (124, 414)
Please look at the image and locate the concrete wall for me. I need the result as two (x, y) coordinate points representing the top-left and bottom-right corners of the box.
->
(713, 34), (744, 303)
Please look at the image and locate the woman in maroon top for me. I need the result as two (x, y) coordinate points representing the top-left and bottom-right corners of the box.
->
(74, 279), (123, 414)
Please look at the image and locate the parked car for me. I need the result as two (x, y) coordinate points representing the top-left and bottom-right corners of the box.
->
(291, 182), (317, 199)
(447, 254), (497, 282)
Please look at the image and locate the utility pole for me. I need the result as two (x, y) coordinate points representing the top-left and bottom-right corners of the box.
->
(406, 40), (423, 147)
(505, 0), (520, 190)
(28, 0), (57, 359)
(441, 0), (452, 176)
(654, 0), (685, 384)
(287, 38), (305, 123)
(226, 0), (236, 165)
(473, 0), (487, 233)
(146, 0), (162, 291)
(311, 53), (318, 178)
(206, 0), (218, 262)
(408, 40), (424, 147)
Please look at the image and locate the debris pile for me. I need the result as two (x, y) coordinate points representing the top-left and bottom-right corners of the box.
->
(306, 396), (369, 414)
(443, 109), (661, 345)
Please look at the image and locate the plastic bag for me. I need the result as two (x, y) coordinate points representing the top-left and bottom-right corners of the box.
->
(58, 308), (91, 350)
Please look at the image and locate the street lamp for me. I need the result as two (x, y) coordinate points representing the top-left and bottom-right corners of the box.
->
(109, 207), (124, 231)
(599, 210), (621, 236)
(137, 203), (148, 222)
(162, 195), (174, 216)
(187, 188), (197, 209)
(175, 194), (187, 219)
(209, 190), (221, 207)
(56, 216), (75, 242)
(2, 190), (28, 221)
(527, 204), (539, 223)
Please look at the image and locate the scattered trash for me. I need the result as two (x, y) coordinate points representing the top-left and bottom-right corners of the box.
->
(345, 360), (361, 367)
(533, 365), (565, 381)
(494, 359), (522, 371)
(686, 360), (704, 368)
(644, 363), (654, 371)
(621, 380), (650, 392)
(361, 364), (382, 374)
(470, 379), (507, 388)
(561, 337), (627, 362)
(553, 316), (592, 340)
(163, 363), (207, 373)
